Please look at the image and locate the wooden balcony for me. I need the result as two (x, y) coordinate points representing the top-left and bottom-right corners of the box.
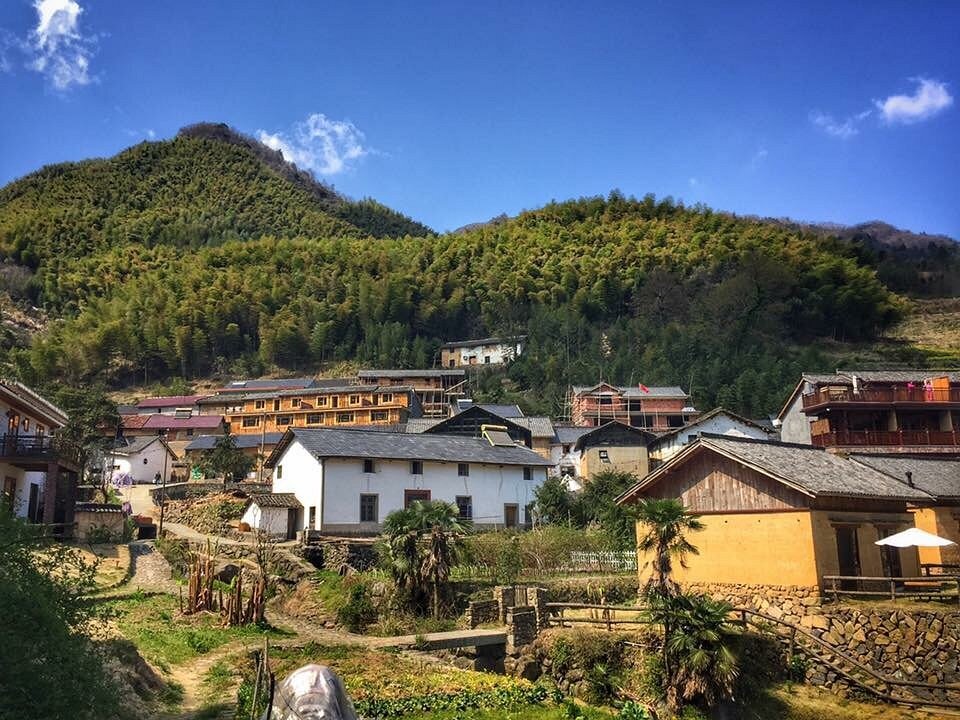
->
(811, 429), (960, 448)
(0, 433), (82, 470)
(803, 386), (960, 411)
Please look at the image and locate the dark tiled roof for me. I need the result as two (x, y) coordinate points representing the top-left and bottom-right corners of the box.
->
(143, 414), (224, 430)
(455, 401), (525, 418)
(696, 436), (932, 500)
(111, 436), (173, 456)
(572, 383), (691, 399)
(851, 455), (960, 501)
(267, 427), (551, 467)
(803, 370), (960, 384)
(512, 417), (556, 439)
(0, 378), (68, 427)
(136, 395), (207, 408)
(620, 435), (934, 504)
(247, 493), (302, 509)
(441, 336), (525, 349)
(186, 433), (284, 451)
(219, 378), (318, 392)
(554, 426), (592, 444)
(405, 418), (441, 433)
(357, 369), (465, 378)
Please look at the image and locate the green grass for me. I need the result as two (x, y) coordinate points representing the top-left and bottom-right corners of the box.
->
(201, 660), (236, 702)
(403, 706), (613, 720)
(105, 593), (290, 671)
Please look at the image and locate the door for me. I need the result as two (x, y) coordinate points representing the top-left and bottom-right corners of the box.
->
(504, 503), (519, 529)
(877, 527), (903, 578)
(835, 526), (861, 590)
(286, 509), (298, 540)
(27, 483), (39, 522)
(2, 477), (15, 512)
(404, 489), (430, 508)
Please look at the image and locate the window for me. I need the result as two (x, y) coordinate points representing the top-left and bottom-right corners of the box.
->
(371, 411), (388, 422)
(448, 359), (456, 368)
(349, 394), (360, 405)
(456, 495), (473, 519)
(254, 400), (266, 410)
(360, 494), (378, 523)
(317, 396), (328, 406)
(332, 396), (339, 408)
(143, 458), (149, 465)
(291, 398), (302, 408)
(598, 449), (611, 463)
(411, 460), (423, 475)
(458, 463), (470, 477)
(22, 419), (30, 432)
(242, 416), (260, 428)
(308, 506), (317, 529)
(277, 415), (293, 426)
(306, 413), (322, 425)
(687, 434), (699, 444)
(523, 466), (532, 481)
(36, 424), (45, 437)
(405, 489), (430, 507)
(273, 399), (281, 412)
(186, 428), (194, 437)
(484, 356), (491, 364)
(380, 393), (393, 403)
(599, 396), (613, 405)
(337, 412), (354, 423)
(363, 459), (375, 474)
(276, 465), (283, 479)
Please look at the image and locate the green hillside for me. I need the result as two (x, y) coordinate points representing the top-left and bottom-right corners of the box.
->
(0, 128), (955, 418)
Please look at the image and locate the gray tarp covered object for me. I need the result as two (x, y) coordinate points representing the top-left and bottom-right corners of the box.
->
(265, 664), (359, 720)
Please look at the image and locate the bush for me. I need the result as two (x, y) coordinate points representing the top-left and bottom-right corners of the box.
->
(336, 583), (377, 633)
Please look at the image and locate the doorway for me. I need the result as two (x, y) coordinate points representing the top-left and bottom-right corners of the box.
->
(877, 527), (903, 578)
(504, 504), (519, 529)
(27, 483), (39, 522)
(286, 508), (298, 540)
(835, 525), (861, 590)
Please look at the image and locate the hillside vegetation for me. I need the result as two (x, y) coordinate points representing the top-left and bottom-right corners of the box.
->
(0, 126), (956, 418)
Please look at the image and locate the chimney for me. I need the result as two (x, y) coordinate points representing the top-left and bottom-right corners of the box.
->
(906, 471), (914, 488)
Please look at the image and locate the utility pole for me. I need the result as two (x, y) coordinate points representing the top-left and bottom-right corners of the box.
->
(158, 429), (169, 537)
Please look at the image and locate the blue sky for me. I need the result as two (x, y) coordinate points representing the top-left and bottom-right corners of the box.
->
(1, 1), (958, 236)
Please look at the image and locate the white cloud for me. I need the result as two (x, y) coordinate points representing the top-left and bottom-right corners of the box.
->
(258, 113), (370, 175)
(809, 109), (870, 139)
(749, 147), (768, 169)
(28, 0), (96, 89)
(688, 177), (698, 187)
(875, 78), (953, 124)
(146, 128), (156, 139)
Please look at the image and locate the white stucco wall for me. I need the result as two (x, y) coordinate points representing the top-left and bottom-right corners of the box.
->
(654, 416), (772, 463)
(241, 504), (291, 536)
(105, 441), (173, 484)
(779, 393), (813, 445)
(272, 441), (324, 531)
(269, 439), (546, 533)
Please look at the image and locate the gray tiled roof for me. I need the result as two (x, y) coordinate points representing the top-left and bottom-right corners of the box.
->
(405, 418), (442, 433)
(247, 493), (302, 509)
(269, 427), (551, 467)
(512, 417), (557, 439)
(223, 378), (317, 390)
(185, 433), (284, 451)
(441, 336), (524, 349)
(455, 401), (525, 417)
(699, 436), (933, 501)
(649, 407), (775, 447)
(572, 384), (690, 399)
(850, 455), (960, 501)
(112, 436), (172, 455)
(358, 369), (466, 378)
(803, 370), (960, 385)
(554, 426), (592, 444)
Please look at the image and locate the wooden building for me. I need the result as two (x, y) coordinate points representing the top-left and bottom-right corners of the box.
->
(778, 370), (960, 453)
(617, 435), (933, 591)
(570, 382), (699, 431)
(200, 384), (423, 436)
(357, 369), (467, 418)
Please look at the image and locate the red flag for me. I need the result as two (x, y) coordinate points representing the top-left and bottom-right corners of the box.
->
(639, 384), (650, 393)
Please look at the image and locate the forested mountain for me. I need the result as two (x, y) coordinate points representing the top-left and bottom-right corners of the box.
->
(0, 127), (956, 418)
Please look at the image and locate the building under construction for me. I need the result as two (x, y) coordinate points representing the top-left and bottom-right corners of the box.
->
(569, 382), (699, 432)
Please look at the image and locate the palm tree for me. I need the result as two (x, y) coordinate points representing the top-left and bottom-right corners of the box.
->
(383, 500), (471, 617)
(634, 498), (704, 597)
(646, 592), (739, 710)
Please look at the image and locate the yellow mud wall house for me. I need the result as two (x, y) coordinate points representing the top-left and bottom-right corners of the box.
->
(575, 421), (654, 479)
(850, 455), (960, 568)
(617, 436), (932, 592)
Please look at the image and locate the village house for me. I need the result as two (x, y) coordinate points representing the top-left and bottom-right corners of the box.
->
(570, 382), (699, 431)
(850, 454), (960, 569)
(649, 407), (776, 466)
(214, 377), (319, 394)
(121, 413), (226, 461)
(134, 394), (208, 415)
(574, 421), (655, 478)
(262, 426), (550, 536)
(439, 336), (525, 368)
(200, 384), (422, 436)
(550, 426), (592, 480)
(1, 379), (79, 533)
(357, 368), (467, 418)
(184, 431), (284, 481)
(617, 435), (932, 592)
(778, 370), (960, 453)
(104, 436), (177, 484)
(240, 493), (302, 540)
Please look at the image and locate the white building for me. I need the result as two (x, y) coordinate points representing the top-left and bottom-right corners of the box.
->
(440, 336), (525, 368)
(240, 493), (302, 540)
(105, 436), (177, 484)
(264, 426), (550, 535)
(1, 378), (76, 527)
(649, 408), (776, 465)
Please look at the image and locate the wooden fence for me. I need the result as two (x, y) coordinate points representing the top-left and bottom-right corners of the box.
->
(822, 575), (960, 604)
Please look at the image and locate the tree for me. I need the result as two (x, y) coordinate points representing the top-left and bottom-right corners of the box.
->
(382, 500), (472, 618)
(533, 475), (577, 526)
(0, 506), (123, 719)
(200, 431), (253, 489)
(634, 498), (704, 597)
(49, 385), (120, 498)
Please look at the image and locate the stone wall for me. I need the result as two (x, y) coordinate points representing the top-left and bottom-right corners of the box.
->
(685, 581), (822, 623)
(466, 600), (499, 628)
(507, 606), (538, 653)
(298, 539), (378, 572)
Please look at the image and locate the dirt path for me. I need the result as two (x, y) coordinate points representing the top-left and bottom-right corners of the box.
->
(159, 639), (251, 720)
(129, 541), (180, 594)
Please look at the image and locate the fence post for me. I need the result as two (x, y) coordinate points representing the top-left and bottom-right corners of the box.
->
(740, 609), (747, 629)
(831, 577), (838, 603)
(604, 599), (611, 632)
(890, 578), (896, 601)
(788, 626), (796, 665)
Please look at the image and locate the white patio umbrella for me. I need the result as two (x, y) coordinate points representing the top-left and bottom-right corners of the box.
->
(875, 527), (956, 548)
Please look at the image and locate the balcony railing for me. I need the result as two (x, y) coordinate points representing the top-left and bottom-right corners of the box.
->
(803, 386), (960, 409)
(0, 433), (82, 466)
(811, 429), (960, 448)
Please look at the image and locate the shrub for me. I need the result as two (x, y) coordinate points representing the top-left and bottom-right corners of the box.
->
(336, 583), (377, 633)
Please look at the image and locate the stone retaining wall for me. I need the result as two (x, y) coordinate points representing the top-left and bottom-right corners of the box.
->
(466, 600), (499, 628)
